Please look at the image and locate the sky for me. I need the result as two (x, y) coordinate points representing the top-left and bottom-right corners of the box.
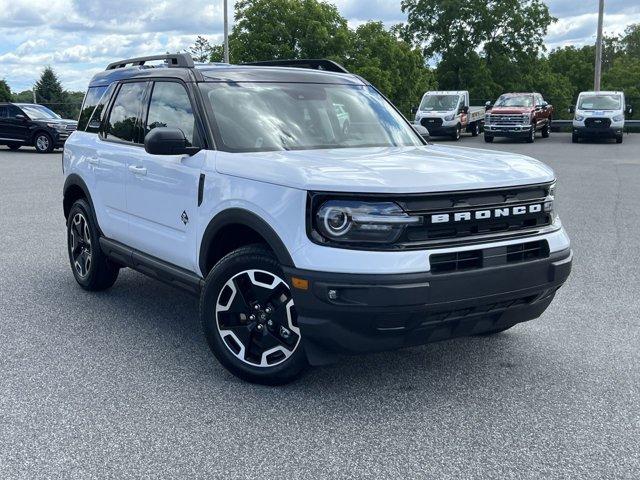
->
(0, 0), (639, 93)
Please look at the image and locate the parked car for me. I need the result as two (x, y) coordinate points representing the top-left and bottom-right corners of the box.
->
(63, 54), (571, 384)
(0, 102), (77, 153)
(413, 90), (485, 140)
(570, 91), (632, 143)
(484, 93), (553, 143)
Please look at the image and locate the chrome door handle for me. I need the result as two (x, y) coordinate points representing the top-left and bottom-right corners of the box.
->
(128, 165), (147, 175)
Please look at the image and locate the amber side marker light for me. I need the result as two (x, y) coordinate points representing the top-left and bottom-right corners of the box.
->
(291, 277), (309, 290)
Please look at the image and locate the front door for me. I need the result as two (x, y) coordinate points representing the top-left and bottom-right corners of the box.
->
(125, 80), (204, 271)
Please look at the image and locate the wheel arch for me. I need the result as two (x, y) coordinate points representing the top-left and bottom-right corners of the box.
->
(199, 208), (295, 276)
(63, 174), (99, 229)
(30, 128), (53, 146)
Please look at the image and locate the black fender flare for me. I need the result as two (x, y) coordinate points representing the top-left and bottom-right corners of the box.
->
(63, 174), (100, 231)
(199, 208), (295, 274)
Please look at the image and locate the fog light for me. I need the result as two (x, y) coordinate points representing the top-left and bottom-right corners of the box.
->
(328, 289), (338, 300)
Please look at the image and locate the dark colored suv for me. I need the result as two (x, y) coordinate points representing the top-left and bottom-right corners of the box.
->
(0, 103), (77, 153)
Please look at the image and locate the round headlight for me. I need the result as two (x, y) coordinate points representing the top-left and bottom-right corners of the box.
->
(323, 207), (351, 236)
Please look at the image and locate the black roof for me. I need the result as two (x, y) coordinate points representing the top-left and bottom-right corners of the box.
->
(89, 54), (366, 88)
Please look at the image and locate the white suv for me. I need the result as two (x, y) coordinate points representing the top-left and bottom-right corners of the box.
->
(63, 54), (572, 384)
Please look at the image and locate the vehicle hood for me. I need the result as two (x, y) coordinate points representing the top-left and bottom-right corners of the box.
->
(215, 145), (555, 194)
(33, 118), (77, 126)
(576, 109), (620, 116)
(489, 107), (533, 115)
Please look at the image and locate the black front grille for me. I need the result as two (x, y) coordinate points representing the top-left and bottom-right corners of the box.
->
(397, 183), (554, 246)
(585, 117), (611, 129)
(421, 117), (443, 128)
(430, 240), (549, 274)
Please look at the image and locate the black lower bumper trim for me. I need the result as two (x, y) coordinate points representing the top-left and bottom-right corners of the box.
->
(285, 249), (572, 364)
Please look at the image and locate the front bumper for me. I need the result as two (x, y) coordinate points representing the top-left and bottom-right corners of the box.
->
(573, 125), (622, 139)
(484, 125), (532, 137)
(424, 126), (457, 136)
(285, 248), (572, 365)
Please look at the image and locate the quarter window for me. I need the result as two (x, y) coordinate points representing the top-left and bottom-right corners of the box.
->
(105, 82), (147, 143)
(145, 82), (196, 146)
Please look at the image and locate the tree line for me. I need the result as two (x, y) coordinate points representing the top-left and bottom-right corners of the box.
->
(2, 0), (638, 120)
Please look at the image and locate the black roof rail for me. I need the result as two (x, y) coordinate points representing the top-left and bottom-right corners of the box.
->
(106, 53), (195, 71)
(242, 59), (349, 74)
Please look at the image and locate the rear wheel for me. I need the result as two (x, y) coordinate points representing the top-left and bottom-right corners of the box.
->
(471, 122), (480, 137)
(34, 132), (54, 153)
(200, 246), (308, 385)
(67, 199), (119, 291)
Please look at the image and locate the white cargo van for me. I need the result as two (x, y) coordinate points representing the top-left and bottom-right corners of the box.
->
(571, 91), (633, 143)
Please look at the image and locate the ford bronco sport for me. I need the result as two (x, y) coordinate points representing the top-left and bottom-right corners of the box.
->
(63, 54), (572, 384)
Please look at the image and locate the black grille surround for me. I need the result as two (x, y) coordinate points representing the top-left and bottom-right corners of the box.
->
(307, 182), (557, 251)
(420, 117), (444, 128)
(584, 117), (611, 129)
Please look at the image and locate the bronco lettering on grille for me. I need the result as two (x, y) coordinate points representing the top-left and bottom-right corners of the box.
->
(431, 203), (545, 224)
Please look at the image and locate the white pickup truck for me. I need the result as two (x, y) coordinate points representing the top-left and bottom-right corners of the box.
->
(414, 90), (485, 140)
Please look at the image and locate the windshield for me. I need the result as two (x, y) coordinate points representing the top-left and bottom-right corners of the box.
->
(18, 105), (61, 119)
(419, 94), (459, 111)
(200, 83), (422, 152)
(494, 95), (534, 108)
(578, 94), (621, 110)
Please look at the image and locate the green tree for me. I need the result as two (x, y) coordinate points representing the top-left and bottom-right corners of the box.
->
(35, 67), (72, 117)
(621, 23), (640, 58)
(229, 0), (352, 62)
(190, 35), (213, 62)
(345, 22), (436, 115)
(0, 79), (11, 102)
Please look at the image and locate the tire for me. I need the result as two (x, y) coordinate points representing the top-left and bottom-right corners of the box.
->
(451, 124), (461, 141)
(616, 135), (623, 144)
(541, 122), (550, 138)
(471, 122), (480, 137)
(67, 199), (119, 291)
(34, 132), (54, 153)
(7, 143), (21, 151)
(526, 126), (535, 143)
(200, 245), (308, 385)
(484, 135), (494, 143)
(572, 133), (579, 143)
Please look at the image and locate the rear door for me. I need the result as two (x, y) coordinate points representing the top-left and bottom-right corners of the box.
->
(0, 105), (30, 144)
(125, 80), (205, 271)
(93, 81), (149, 244)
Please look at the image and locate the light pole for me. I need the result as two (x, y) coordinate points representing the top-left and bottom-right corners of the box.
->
(223, 0), (229, 63)
(594, 0), (604, 91)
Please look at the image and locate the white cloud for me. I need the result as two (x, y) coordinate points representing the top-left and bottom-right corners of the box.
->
(0, 0), (639, 92)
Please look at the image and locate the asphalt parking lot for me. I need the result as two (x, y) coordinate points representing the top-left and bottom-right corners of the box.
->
(1, 133), (639, 479)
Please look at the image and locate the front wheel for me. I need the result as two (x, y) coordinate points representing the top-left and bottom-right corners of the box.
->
(572, 133), (579, 143)
(526, 126), (535, 143)
(484, 135), (494, 143)
(34, 132), (54, 153)
(451, 124), (461, 141)
(200, 246), (308, 385)
(616, 135), (623, 144)
(541, 122), (550, 138)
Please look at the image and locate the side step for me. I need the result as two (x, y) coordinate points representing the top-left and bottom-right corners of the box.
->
(100, 238), (203, 296)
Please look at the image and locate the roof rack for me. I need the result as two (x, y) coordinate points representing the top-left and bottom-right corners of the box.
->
(106, 53), (195, 71)
(242, 59), (349, 74)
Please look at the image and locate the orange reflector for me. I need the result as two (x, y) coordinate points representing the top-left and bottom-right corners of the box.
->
(291, 277), (309, 290)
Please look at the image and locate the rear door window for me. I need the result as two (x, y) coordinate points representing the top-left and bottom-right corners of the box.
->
(104, 82), (147, 144)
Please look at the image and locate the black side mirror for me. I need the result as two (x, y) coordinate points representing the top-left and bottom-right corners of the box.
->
(144, 128), (200, 156)
(485, 101), (492, 111)
(15, 114), (27, 121)
(411, 105), (418, 115)
(541, 102), (549, 108)
(568, 105), (575, 114)
(626, 104), (633, 115)
(413, 124), (430, 142)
